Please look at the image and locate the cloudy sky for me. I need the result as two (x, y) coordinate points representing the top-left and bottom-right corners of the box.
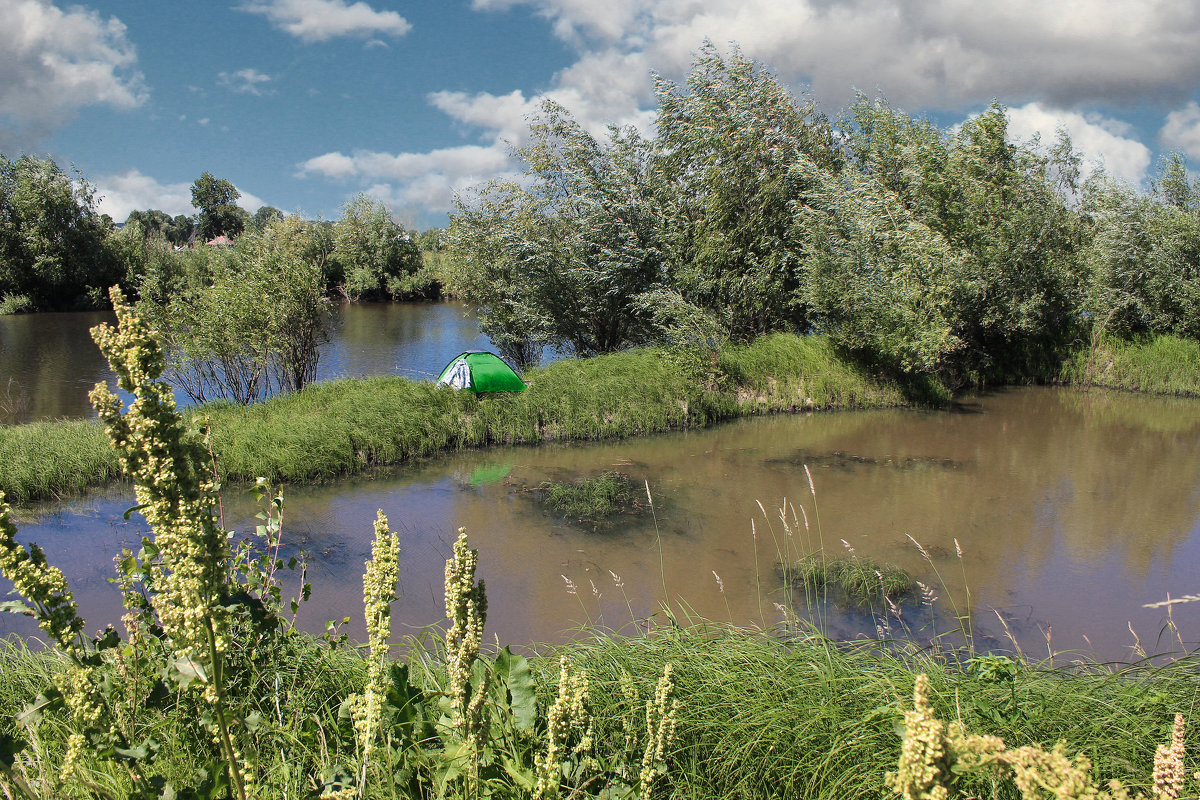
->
(4, 0), (1200, 228)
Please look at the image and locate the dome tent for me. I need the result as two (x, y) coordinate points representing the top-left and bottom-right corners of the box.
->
(435, 351), (527, 393)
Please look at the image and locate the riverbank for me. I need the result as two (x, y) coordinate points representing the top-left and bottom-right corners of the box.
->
(0, 623), (1189, 798)
(0, 334), (934, 504)
(1060, 333), (1200, 397)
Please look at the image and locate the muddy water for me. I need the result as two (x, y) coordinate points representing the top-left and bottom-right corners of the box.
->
(7, 386), (1200, 661)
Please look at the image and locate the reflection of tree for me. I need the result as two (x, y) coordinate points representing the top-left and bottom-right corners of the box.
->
(325, 302), (489, 379)
(0, 311), (115, 422)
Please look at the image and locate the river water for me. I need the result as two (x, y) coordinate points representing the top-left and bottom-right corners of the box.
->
(0, 302), (491, 424)
(3, 308), (1200, 661)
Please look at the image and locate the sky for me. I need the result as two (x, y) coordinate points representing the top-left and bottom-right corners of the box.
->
(4, 0), (1200, 229)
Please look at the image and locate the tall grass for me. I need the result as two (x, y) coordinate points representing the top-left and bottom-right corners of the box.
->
(1, 334), (924, 503)
(1061, 333), (1200, 396)
(0, 419), (119, 503)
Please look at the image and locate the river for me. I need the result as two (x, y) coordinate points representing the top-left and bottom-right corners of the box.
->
(2, 307), (1199, 661)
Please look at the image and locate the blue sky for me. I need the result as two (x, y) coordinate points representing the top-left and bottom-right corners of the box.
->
(3, 0), (1200, 229)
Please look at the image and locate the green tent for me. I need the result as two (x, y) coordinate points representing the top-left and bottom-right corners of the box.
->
(435, 351), (527, 393)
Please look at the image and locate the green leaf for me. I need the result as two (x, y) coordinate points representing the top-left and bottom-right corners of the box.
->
(114, 737), (159, 762)
(493, 647), (537, 733)
(168, 655), (209, 689)
(0, 600), (33, 616)
(16, 689), (62, 727)
(123, 503), (149, 520)
(501, 757), (535, 789)
(0, 731), (26, 767)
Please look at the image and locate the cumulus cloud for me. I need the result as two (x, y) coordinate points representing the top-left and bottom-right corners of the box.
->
(239, 0), (411, 43)
(303, 0), (1200, 220)
(0, 0), (146, 150)
(1160, 102), (1200, 160)
(218, 68), (274, 96)
(1005, 102), (1153, 186)
(93, 169), (265, 223)
(297, 143), (521, 215)
(472, 0), (1200, 112)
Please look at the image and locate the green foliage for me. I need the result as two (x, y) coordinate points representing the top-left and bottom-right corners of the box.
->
(1082, 159), (1200, 341)
(534, 471), (643, 526)
(0, 154), (123, 311)
(446, 100), (668, 366)
(142, 216), (330, 404)
(191, 171), (246, 241)
(792, 554), (918, 610)
(653, 42), (840, 340)
(331, 195), (432, 301)
(838, 99), (1084, 385)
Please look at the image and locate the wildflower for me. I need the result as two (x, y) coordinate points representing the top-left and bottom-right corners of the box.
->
(640, 663), (678, 798)
(89, 288), (231, 666)
(886, 674), (950, 800)
(1153, 714), (1186, 800)
(349, 512), (399, 766)
(445, 528), (488, 747)
(535, 656), (593, 799)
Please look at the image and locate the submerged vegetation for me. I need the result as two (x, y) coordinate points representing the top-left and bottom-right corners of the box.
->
(533, 471), (644, 527)
(792, 554), (918, 610)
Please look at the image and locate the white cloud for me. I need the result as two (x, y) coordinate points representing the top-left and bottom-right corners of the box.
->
(0, 0), (146, 150)
(473, 0), (1200, 112)
(218, 68), (274, 96)
(239, 0), (411, 43)
(1005, 102), (1153, 186)
(1160, 102), (1200, 160)
(93, 169), (266, 222)
(304, 0), (1200, 221)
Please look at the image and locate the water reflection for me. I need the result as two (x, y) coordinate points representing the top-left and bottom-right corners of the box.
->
(0, 302), (492, 424)
(6, 387), (1200, 661)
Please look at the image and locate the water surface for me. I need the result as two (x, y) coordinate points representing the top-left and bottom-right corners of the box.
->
(8, 386), (1200, 662)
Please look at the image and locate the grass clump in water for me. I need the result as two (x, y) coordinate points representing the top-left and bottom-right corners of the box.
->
(793, 554), (918, 610)
(534, 471), (643, 527)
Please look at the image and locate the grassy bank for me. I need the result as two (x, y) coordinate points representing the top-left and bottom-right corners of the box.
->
(0, 625), (1192, 799)
(0, 334), (923, 504)
(1061, 333), (1200, 396)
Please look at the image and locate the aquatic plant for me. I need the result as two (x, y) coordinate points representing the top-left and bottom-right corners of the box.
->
(792, 553), (918, 610)
(534, 471), (643, 526)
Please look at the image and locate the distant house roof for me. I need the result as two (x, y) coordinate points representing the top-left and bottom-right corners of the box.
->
(207, 235), (234, 248)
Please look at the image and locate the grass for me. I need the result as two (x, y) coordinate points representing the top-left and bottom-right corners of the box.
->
(792, 554), (918, 610)
(1061, 333), (1200, 396)
(533, 471), (642, 526)
(0, 623), (1194, 799)
(0, 333), (923, 504)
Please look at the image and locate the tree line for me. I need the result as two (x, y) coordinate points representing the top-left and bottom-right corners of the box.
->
(445, 43), (1200, 388)
(0, 160), (443, 314)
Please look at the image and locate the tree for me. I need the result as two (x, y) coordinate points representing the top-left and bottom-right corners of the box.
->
(144, 216), (329, 403)
(251, 205), (284, 232)
(653, 43), (842, 340)
(446, 101), (668, 364)
(191, 171), (246, 240)
(0, 154), (122, 310)
(331, 195), (429, 300)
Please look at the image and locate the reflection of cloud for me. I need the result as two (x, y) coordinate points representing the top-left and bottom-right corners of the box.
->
(218, 68), (274, 96)
(1005, 102), (1153, 186)
(0, 0), (146, 150)
(238, 0), (411, 42)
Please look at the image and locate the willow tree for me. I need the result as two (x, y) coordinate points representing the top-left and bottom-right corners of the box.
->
(446, 100), (668, 366)
(652, 43), (842, 340)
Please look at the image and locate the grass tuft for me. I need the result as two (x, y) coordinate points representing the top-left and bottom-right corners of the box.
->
(792, 554), (918, 610)
(533, 471), (642, 526)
